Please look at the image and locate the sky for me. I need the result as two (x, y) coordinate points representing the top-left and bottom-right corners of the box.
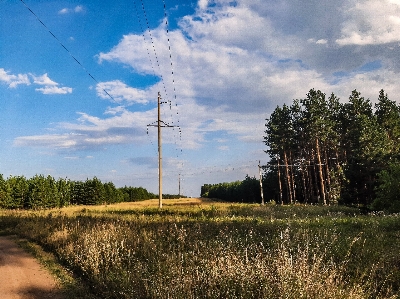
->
(1, 0), (400, 197)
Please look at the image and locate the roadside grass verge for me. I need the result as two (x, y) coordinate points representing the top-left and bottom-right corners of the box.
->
(12, 236), (96, 299)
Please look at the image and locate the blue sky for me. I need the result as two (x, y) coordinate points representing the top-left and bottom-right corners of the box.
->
(1, 0), (400, 196)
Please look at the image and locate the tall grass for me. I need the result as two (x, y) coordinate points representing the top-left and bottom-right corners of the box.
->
(0, 203), (399, 298)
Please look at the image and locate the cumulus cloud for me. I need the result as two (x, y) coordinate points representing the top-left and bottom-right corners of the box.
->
(96, 80), (151, 104)
(198, 0), (208, 10)
(30, 73), (72, 94)
(15, 0), (400, 154)
(0, 68), (30, 88)
(31, 73), (58, 86)
(336, 0), (400, 45)
(0, 69), (72, 94)
(35, 86), (73, 95)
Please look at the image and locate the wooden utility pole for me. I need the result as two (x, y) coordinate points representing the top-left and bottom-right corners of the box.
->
(147, 92), (179, 208)
(157, 92), (163, 208)
(258, 161), (264, 205)
(178, 173), (181, 197)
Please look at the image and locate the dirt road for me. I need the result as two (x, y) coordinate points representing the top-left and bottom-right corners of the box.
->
(0, 236), (64, 299)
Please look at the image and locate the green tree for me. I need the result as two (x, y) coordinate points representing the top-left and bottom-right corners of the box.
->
(265, 104), (296, 204)
(57, 178), (71, 207)
(27, 175), (60, 209)
(372, 162), (400, 212)
(8, 176), (29, 209)
(104, 182), (124, 204)
(84, 177), (105, 205)
(375, 89), (400, 158)
(0, 174), (12, 208)
(340, 90), (390, 205)
(300, 89), (335, 204)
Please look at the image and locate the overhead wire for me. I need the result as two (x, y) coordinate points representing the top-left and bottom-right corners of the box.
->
(161, 0), (183, 183)
(20, 0), (190, 193)
(19, 0), (116, 102)
(20, 0), (155, 153)
(137, 0), (183, 190)
(133, 0), (157, 80)
(139, 0), (169, 101)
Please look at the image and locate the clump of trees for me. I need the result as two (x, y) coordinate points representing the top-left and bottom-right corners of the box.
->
(264, 89), (400, 208)
(201, 89), (400, 211)
(0, 174), (159, 209)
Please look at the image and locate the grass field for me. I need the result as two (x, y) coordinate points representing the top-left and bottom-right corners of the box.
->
(1, 198), (400, 298)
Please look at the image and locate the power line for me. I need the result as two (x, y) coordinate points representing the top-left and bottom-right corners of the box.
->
(139, 0), (169, 101)
(135, 0), (183, 193)
(19, 0), (115, 102)
(162, 0), (179, 124)
(162, 0), (183, 171)
(133, 0), (157, 80)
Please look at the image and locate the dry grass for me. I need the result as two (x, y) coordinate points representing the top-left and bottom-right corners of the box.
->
(1, 201), (399, 298)
(48, 198), (217, 215)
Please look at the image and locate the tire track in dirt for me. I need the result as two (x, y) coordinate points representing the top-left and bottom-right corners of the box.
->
(0, 236), (64, 299)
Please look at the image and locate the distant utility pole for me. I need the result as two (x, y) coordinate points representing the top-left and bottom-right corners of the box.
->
(258, 161), (265, 205)
(178, 173), (181, 197)
(147, 92), (179, 208)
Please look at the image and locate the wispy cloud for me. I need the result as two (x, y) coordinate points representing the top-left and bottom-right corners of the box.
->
(58, 5), (85, 15)
(74, 5), (84, 13)
(14, 134), (79, 148)
(35, 86), (73, 95)
(58, 8), (69, 14)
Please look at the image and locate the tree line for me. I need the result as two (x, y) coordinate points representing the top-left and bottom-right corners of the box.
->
(264, 88), (400, 208)
(202, 88), (400, 211)
(0, 174), (169, 209)
(200, 175), (260, 203)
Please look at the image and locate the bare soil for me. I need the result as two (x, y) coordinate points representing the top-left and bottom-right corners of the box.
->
(0, 236), (64, 299)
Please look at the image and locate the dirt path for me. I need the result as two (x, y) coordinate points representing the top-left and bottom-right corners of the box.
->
(0, 236), (64, 299)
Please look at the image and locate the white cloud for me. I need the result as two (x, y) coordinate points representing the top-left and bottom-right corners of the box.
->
(31, 73), (58, 86)
(14, 134), (79, 148)
(74, 5), (84, 13)
(15, 0), (400, 156)
(96, 80), (151, 104)
(58, 8), (69, 14)
(30, 73), (72, 94)
(0, 68), (30, 88)
(64, 156), (79, 160)
(336, 0), (400, 45)
(58, 5), (84, 15)
(35, 86), (73, 95)
(198, 0), (208, 9)
(15, 108), (154, 150)
(0, 69), (72, 94)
